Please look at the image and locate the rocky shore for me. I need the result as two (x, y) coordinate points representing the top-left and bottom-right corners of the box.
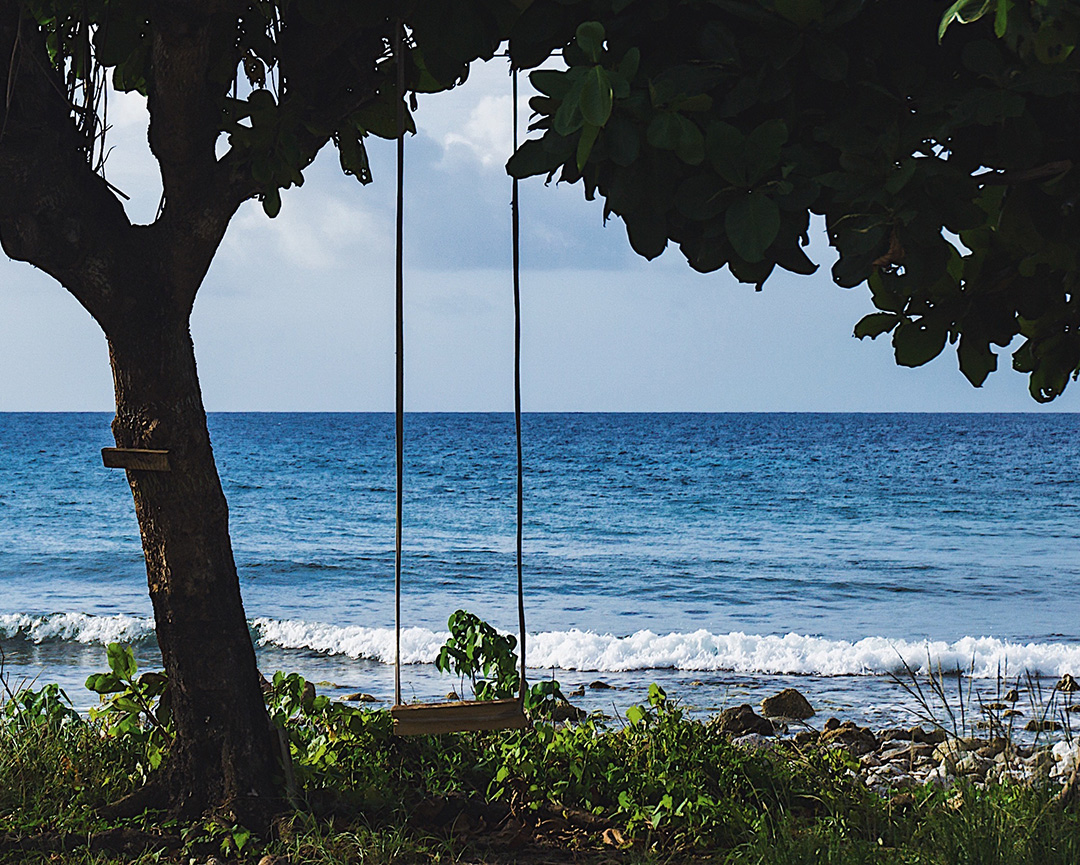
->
(712, 686), (1080, 795)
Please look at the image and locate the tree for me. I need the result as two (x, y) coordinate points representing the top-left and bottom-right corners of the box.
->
(3, 0), (1078, 827)
(508, 0), (1080, 402)
(0, 0), (521, 823)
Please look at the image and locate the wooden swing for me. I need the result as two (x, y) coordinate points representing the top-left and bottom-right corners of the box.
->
(389, 26), (529, 736)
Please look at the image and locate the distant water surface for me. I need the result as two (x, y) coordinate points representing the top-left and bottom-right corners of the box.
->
(2, 412), (1079, 727)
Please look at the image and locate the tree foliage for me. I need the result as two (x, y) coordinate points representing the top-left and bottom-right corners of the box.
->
(507, 0), (1080, 401)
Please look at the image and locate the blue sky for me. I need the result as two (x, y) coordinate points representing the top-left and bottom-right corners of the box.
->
(0, 60), (1073, 412)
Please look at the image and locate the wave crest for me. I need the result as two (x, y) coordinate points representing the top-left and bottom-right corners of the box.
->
(0, 612), (155, 645)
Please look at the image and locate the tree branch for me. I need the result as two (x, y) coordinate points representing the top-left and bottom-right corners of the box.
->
(0, 2), (144, 332)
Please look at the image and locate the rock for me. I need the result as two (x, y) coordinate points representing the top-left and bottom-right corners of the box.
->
(259, 857), (289, 865)
(1057, 673), (1079, 693)
(551, 700), (587, 722)
(1003, 709), (1024, 718)
(793, 729), (818, 747)
(984, 702), (1010, 711)
(689, 680), (704, 687)
(1024, 718), (1062, 732)
(879, 741), (935, 763)
(823, 717), (841, 732)
(1003, 688), (1020, 702)
(760, 687), (815, 720)
(976, 738), (1009, 759)
(820, 720), (878, 756)
(589, 680), (614, 690)
(714, 704), (774, 737)
(932, 737), (979, 766)
(446, 691), (460, 700)
(567, 685), (585, 697)
(954, 754), (991, 778)
(342, 692), (378, 702)
(1066, 704), (1080, 713)
(731, 733), (774, 749)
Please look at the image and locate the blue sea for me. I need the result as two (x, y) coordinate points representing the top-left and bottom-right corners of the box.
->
(3, 412), (1080, 730)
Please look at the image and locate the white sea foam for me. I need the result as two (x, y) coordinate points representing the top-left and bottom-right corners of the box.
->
(7, 613), (1080, 679)
(251, 617), (446, 665)
(0, 612), (155, 645)
(248, 618), (1080, 679)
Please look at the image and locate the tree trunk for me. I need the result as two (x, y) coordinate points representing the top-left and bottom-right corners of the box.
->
(106, 307), (279, 825)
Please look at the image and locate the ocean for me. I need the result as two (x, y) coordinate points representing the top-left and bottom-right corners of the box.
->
(2, 412), (1079, 731)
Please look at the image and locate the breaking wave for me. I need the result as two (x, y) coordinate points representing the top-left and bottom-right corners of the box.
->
(6, 613), (1080, 679)
(0, 612), (156, 645)
(250, 618), (1080, 679)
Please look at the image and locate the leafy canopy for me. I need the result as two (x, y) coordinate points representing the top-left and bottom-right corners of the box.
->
(507, 0), (1080, 401)
(20, 0), (1080, 401)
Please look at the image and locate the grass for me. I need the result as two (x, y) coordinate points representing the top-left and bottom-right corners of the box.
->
(5, 657), (1080, 863)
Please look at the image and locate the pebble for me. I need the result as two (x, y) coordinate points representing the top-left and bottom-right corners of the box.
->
(723, 719), (1080, 796)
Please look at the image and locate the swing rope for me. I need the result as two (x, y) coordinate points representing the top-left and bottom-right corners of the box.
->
(392, 26), (528, 713)
(393, 19), (405, 709)
(512, 65), (527, 706)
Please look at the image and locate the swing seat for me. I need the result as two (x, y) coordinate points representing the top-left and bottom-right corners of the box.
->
(391, 697), (529, 736)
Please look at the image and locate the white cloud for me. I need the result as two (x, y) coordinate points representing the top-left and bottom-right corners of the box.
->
(439, 94), (514, 168)
(224, 188), (392, 272)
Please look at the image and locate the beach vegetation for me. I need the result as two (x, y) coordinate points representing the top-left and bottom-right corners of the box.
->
(8, 644), (1080, 863)
(3, 0), (1080, 826)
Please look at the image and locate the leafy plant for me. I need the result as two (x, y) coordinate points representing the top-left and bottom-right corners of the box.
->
(85, 642), (172, 770)
(434, 609), (565, 714)
(1, 681), (82, 732)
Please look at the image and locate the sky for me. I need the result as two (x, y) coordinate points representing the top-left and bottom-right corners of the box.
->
(0, 60), (1074, 413)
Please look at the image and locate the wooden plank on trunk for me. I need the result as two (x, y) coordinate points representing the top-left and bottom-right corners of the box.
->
(391, 698), (529, 735)
(101, 448), (171, 472)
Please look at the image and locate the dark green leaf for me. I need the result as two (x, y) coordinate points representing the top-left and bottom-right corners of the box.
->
(85, 673), (124, 695)
(893, 317), (948, 366)
(725, 191), (780, 263)
(576, 22), (605, 63)
(675, 116), (705, 165)
(854, 312), (902, 339)
(507, 137), (563, 179)
(706, 121), (747, 186)
(530, 69), (573, 99)
(262, 187), (282, 218)
(577, 123), (601, 170)
(107, 643), (137, 680)
(958, 332), (998, 386)
(624, 213), (668, 259)
(580, 67), (613, 127)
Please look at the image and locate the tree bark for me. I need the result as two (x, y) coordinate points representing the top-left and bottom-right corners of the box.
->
(106, 306), (280, 824)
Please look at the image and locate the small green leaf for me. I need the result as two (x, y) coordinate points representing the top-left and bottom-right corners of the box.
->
(707, 121), (748, 186)
(626, 705), (646, 724)
(580, 66), (613, 127)
(893, 317), (948, 366)
(530, 69), (572, 99)
(725, 191), (780, 263)
(107, 643), (137, 680)
(577, 123), (600, 170)
(994, 0), (1012, 38)
(85, 673), (124, 694)
(854, 312), (902, 339)
(576, 22), (605, 63)
(958, 332), (998, 386)
(262, 187), (281, 218)
(647, 112), (682, 151)
(674, 116), (705, 165)
(939, 0), (993, 42)
(618, 46), (641, 81)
